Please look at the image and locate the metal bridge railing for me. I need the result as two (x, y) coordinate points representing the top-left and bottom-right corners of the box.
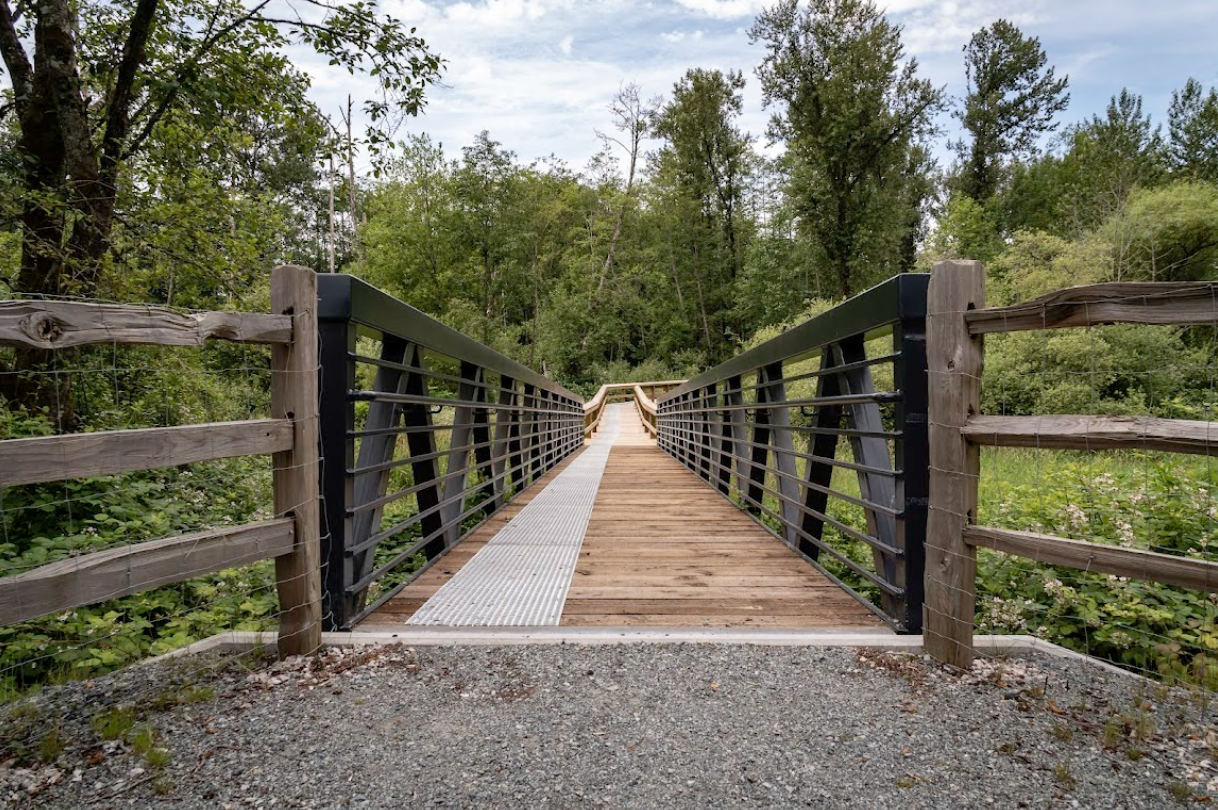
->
(317, 275), (584, 630)
(655, 274), (930, 632)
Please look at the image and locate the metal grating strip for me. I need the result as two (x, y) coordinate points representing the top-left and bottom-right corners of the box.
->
(406, 405), (624, 626)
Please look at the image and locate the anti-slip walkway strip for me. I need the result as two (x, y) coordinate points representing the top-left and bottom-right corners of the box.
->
(406, 405), (623, 626)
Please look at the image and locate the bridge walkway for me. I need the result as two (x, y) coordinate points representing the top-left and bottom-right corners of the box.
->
(363, 404), (883, 630)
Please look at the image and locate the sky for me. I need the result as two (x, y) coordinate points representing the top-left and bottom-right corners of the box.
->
(296, 0), (1218, 172)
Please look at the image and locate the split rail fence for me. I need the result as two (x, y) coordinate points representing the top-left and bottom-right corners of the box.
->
(923, 260), (1218, 668)
(0, 265), (322, 656)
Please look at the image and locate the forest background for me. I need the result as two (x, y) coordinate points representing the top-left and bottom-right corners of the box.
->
(3, 0), (1218, 693)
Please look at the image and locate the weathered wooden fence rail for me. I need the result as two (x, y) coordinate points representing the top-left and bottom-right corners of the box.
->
(316, 274), (585, 630)
(653, 275), (931, 633)
(0, 265), (322, 656)
(923, 261), (1218, 668)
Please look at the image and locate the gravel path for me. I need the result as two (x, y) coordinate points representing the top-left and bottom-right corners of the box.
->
(4, 643), (1216, 808)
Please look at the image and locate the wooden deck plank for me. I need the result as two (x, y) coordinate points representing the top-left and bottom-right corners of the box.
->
(563, 413), (879, 629)
(364, 406), (884, 631)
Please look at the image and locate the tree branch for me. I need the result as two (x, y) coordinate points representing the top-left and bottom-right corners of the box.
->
(0, 0), (32, 110)
(100, 0), (159, 180)
(121, 0), (274, 160)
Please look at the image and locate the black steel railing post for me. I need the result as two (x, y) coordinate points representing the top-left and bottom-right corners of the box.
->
(317, 313), (357, 630)
(893, 279), (930, 634)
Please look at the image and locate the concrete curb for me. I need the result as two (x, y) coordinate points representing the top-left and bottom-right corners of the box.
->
(146, 627), (1144, 681)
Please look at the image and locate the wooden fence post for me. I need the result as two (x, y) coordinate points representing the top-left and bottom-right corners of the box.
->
(271, 264), (323, 657)
(924, 259), (985, 668)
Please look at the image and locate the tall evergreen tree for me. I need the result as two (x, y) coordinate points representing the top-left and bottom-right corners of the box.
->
(652, 68), (754, 357)
(957, 19), (1068, 203)
(1168, 78), (1218, 182)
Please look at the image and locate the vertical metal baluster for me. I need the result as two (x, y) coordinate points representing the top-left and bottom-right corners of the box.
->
(760, 363), (800, 547)
(439, 362), (481, 547)
(349, 335), (410, 616)
(402, 346), (445, 560)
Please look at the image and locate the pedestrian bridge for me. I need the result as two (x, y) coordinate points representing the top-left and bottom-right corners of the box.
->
(5, 262), (1217, 672)
(364, 402), (880, 631)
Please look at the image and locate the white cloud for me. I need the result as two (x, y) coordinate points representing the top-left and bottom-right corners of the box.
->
(673, 0), (767, 20)
(295, 0), (1218, 174)
(445, 0), (550, 26)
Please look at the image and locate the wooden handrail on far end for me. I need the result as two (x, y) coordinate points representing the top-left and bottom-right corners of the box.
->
(584, 380), (683, 438)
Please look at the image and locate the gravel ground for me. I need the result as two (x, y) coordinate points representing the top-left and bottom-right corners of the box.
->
(3, 643), (1217, 809)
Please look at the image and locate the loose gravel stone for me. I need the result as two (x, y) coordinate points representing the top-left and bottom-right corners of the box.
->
(3, 644), (1215, 808)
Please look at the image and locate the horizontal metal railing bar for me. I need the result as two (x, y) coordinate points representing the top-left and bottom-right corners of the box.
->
(348, 450), (510, 557)
(657, 419), (901, 478)
(349, 434), (497, 478)
(344, 446), (574, 626)
(718, 433), (901, 480)
(349, 353), (519, 397)
(728, 493), (900, 596)
(346, 430), (566, 532)
(657, 442), (902, 555)
(659, 273), (927, 403)
(666, 352), (902, 403)
(660, 420), (900, 441)
(348, 418), (580, 480)
(748, 514), (902, 630)
(345, 429), (577, 526)
(777, 352), (902, 388)
(625, 439), (906, 621)
(660, 431), (902, 514)
(349, 432), (582, 562)
(659, 392), (902, 415)
(349, 390), (581, 415)
(349, 423), (458, 439)
(348, 416), (588, 624)
(349, 406), (571, 439)
(346, 440), (581, 595)
(318, 273), (582, 402)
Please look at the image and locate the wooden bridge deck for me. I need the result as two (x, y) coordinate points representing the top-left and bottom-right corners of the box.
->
(363, 405), (884, 630)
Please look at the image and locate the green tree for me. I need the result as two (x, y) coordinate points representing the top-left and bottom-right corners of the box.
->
(1058, 89), (1166, 231)
(1168, 78), (1218, 182)
(750, 0), (944, 297)
(359, 134), (460, 316)
(0, 0), (441, 299)
(651, 68), (754, 358)
(0, 0), (442, 420)
(956, 19), (1068, 203)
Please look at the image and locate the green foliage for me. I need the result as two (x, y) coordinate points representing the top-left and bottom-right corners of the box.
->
(1169, 79), (1218, 182)
(0, 394), (276, 697)
(983, 324), (1202, 416)
(975, 451), (1218, 686)
(923, 195), (1005, 266)
(650, 68), (755, 362)
(1101, 182), (1218, 281)
(956, 19), (1069, 203)
(750, 0), (944, 297)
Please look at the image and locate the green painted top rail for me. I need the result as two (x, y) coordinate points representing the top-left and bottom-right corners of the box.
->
(317, 273), (582, 403)
(658, 273), (928, 404)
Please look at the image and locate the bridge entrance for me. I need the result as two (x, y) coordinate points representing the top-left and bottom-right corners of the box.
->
(363, 403), (881, 630)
